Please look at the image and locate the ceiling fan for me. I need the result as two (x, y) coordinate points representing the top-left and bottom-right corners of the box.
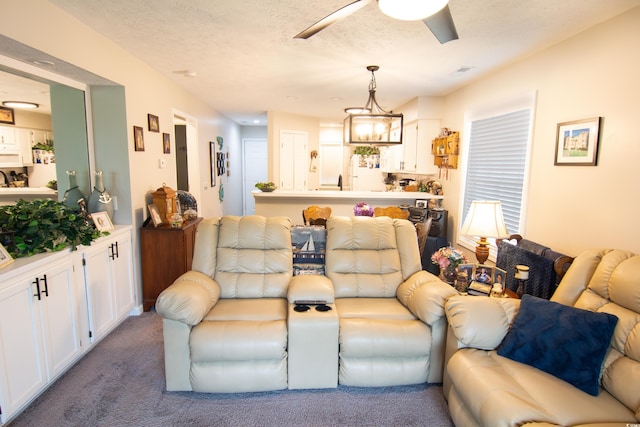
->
(294, 0), (458, 44)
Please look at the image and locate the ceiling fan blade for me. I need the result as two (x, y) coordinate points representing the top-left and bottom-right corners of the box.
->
(294, 0), (371, 39)
(423, 4), (458, 44)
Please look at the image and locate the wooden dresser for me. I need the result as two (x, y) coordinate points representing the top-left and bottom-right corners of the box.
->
(140, 217), (202, 311)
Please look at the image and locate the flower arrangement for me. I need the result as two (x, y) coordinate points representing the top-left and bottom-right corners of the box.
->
(431, 246), (468, 270)
(353, 202), (374, 217)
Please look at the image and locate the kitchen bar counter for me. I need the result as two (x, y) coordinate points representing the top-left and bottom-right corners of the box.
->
(253, 190), (442, 223)
(0, 187), (58, 206)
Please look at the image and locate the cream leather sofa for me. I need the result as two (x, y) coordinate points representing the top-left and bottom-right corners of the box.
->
(443, 249), (640, 427)
(324, 216), (458, 387)
(156, 216), (293, 393)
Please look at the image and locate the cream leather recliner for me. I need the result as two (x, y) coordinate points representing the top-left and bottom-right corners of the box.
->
(156, 216), (293, 393)
(444, 249), (640, 427)
(324, 216), (458, 387)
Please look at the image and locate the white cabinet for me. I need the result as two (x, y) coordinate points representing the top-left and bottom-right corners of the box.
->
(82, 229), (135, 343)
(279, 130), (308, 190)
(381, 120), (440, 175)
(0, 256), (82, 424)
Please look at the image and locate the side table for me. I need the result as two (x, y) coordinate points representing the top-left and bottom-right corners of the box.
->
(140, 217), (202, 311)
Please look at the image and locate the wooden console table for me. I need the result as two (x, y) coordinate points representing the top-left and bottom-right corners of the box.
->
(140, 217), (202, 311)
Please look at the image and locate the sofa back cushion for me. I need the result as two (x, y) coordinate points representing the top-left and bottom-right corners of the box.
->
(325, 216), (422, 298)
(552, 249), (640, 417)
(192, 216), (293, 299)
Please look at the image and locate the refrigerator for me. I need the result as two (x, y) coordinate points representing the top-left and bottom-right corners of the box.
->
(350, 155), (386, 191)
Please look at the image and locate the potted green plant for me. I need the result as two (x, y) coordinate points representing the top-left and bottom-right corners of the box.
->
(353, 146), (380, 156)
(0, 199), (105, 258)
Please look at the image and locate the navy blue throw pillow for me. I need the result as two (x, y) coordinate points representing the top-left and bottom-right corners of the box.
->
(497, 294), (618, 396)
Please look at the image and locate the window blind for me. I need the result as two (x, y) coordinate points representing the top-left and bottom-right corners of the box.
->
(462, 108), (531, 235)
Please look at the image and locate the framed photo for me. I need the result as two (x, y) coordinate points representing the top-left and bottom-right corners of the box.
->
(133, 126), (145, 151)
(457, 263), (474, 285)
(147, 114), (159, 132)
(91, 211), (114, 232)
(148, 204), (163, 227)
(209, 141), (216, 187)
(554, 117), (602, 166)
(163, 133), (171, 154)
(0, 243), (14, 269)
(415, 199), (427, 208)
(494, 267), (507, 288)
(0, 106), (15, 125)
(472, 264), (494, 285)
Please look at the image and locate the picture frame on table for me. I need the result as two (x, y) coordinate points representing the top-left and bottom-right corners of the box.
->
(0, 106), (15, 125)
(148, 204), (163, 227)
(91, 211), (114, 232)
(415, 199), (427, 208)
(0, 243), (14, 269)
(554, 117), (602, 166)
(147, 114), (160, 132)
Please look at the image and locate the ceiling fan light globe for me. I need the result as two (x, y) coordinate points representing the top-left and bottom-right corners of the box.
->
(377, 0), (448, 21)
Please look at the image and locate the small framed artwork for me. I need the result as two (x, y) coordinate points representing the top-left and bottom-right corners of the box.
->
(0, 243), (14, 269)
(91, 211), (114, 232)
(147, 114), (160, 132)
(494, 267), (507, 288)
(472, 264), (494, 284)
(415, 199), (427, 208)
(554, 117), (602, 166)
(209, 141), (216, 187)
(133, 126), (145, 151)
(0, 106), (15, 125)
(163, 133), (171, 154)
(148, 204), (163, 227)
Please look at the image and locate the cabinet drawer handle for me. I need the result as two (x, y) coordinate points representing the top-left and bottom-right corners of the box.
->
(33, 278), (42, 300)
(41, 274), (48, 297)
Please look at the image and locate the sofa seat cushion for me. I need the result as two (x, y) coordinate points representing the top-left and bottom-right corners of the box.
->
(203, 298), (287, 321)
(335, 297), (416, 320)
(190, 319), (287, 362)
(448, 348), (635, 427)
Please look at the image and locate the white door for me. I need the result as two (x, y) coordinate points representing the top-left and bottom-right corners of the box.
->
(242, 138), (268, 215)
(279, 130), (307, 191)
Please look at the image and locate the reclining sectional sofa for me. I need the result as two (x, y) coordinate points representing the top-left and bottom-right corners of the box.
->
(155, 215), (457, 392)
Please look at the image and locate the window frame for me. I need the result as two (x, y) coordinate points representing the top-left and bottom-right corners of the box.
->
(457, 92), (537, 261)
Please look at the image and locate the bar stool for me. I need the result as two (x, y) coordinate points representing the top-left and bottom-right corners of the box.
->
(373, 206), (409, 220)
(302, 206), (332, 227)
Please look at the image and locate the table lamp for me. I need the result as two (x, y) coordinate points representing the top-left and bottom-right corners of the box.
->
(460, 200), (510, 264)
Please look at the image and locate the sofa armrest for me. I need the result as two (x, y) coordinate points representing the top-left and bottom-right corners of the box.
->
(156, 270), (221, 326)
(397, 270), (459, 326)
(287, 274), (335, 303)
(444, 295), (520, 350)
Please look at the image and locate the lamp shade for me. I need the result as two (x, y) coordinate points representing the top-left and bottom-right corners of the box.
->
(460, 200), (510, 239)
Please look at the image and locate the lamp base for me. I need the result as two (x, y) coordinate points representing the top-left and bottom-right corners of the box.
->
(475, 237), (489, 264)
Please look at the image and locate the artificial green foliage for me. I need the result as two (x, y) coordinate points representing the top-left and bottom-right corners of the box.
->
(353, 146), (380, 156)
(0, 199), (105, 258)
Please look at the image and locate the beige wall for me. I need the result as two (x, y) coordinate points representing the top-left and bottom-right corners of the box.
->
(441, 6), (640, 256)
(1, 0), (239, 309)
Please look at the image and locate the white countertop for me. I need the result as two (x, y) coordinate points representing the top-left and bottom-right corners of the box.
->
(252, 190), (442, 200)
(0, 187), (57, 196)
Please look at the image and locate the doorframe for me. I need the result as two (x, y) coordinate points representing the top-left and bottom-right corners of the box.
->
(241, 137), (268, 215)
(172, 110), (201, 211)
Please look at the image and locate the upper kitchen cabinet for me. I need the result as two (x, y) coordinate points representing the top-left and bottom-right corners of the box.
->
(381, 119), (440, 175)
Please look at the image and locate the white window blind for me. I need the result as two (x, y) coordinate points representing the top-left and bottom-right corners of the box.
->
(462, 108), (532, 236)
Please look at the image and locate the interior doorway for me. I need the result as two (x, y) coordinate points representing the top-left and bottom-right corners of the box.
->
(242, 138), (267, 215)
(173, 113), (201, 213)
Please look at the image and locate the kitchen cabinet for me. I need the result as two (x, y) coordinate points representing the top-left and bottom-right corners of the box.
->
(381, 120), (440, 175)
(140, 218), (202, 311)
(0, 256), (82, 424)
(82, 228), (135, 343)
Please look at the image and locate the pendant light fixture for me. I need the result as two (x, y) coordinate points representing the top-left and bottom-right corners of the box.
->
(344, 65), (403, 145)
(377, 0), (448, 21)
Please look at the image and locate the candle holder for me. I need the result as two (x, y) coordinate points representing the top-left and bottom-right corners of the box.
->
(514, 265), (530, 298)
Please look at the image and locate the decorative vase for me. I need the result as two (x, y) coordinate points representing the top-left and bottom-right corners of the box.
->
(62, 170), (86, 212)
(88, 171), (114, 219)
(439, 266), (458, 286)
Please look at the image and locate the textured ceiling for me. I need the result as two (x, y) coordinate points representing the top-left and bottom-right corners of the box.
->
(7, 1), (640, 124)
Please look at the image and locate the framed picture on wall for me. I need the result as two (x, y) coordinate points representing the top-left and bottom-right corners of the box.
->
(554, 117), (602, 166)
(209, 141), (216, 187)
(0, 106), (15, 125)
(133, 126), (144, 151)
(163, 133), (170, 154)
(147, 114), (159, 132)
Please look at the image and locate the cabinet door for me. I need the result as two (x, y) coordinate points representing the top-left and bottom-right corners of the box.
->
(402, 122), (418, 172)
(37, 259), (82, 379)
(111, 234), (135, 319)
(0, 277), (47, 423)
(279, 131), (307, 190)
(15, 129), (34, 166)
(83, 243), (116, 342)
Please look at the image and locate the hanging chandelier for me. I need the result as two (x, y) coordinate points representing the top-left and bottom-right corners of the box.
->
(343, 65), (403, 145)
